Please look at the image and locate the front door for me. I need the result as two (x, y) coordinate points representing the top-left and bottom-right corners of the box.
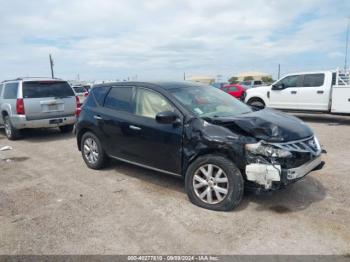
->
(269, 75), (302, 109)
(125, 87), (183, 174)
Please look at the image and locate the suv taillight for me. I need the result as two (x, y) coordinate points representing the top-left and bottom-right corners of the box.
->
(16, 98), (25, 115)
(76, 96), (82, 117)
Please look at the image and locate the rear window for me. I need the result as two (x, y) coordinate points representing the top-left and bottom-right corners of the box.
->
(104, 86), (133, 113)
(3, 82), (19, 99)
(302, 74), (325, 87)
(23, 81), (75, 98)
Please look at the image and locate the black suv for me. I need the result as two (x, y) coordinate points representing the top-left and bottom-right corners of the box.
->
(76, 82), (324, 211)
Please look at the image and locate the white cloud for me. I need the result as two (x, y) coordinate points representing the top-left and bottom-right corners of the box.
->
(0, 0), (349, 80)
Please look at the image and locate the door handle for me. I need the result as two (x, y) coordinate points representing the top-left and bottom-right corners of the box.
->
(129, 125), (141, 131)
(317, 90), (324, 94)
(94, 115), (103, 120)
(291, 91), (297, 94)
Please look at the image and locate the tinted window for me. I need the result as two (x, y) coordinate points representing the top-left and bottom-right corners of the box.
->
(254, 81), (262, 85)
(92, 86), (109, 105)
(302, 74), (325, 87)
(278, 75), (299, 88)
(23, 81), (74, 98)
(73, 86), (86, 93)
(104, 86), (133, 112)
(170, 85), (252, 117)
(135, 88), (173, 118)
(228, 87), (238, 92)
(3, 82), (19, 99)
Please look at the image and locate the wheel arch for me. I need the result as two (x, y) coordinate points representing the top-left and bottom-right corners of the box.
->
(77, 127), (94, 151)
(183, 148), (238, 177)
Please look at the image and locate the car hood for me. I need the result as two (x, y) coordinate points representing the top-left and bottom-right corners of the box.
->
(208, 109), (313, 142)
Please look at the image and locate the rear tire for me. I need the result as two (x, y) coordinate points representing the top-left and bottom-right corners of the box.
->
(3, 115), (21, 140)
(81, 132), (108, 169)
(185, 154), (244, 211)
(59, 124), (74, 133)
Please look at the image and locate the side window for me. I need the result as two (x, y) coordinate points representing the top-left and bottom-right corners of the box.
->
(228, 87), (238, 92)
(278, 75), (299, 88)
(135, 88), (173, 119)
(302, 74), (325, 87)
(104, 86), (133, 112)
(254, 81), (262, 85)
(3, 82), (19, 99)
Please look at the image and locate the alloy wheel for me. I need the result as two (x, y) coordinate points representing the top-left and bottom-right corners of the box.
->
(193, 164), (229, 204)
(4, 119), (11, 138)
(83, 137), (99, 164)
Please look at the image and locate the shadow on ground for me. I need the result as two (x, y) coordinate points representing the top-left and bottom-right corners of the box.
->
(292, 113), (350, 126)
(103, 158), (326, 213)
(0, 127), (74, 143)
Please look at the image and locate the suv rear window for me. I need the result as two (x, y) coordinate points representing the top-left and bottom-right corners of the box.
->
(3, 82), (19, 99)
(23, 81), (75, 98)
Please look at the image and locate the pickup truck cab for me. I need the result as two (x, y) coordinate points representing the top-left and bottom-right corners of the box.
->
(245, 69), (350, 114)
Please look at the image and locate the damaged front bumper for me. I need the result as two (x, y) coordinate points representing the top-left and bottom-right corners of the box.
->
(245, 155), (324, 190)
(244, 136), (325, 191)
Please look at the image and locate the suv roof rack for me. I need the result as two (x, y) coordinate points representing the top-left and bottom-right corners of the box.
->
(1, 77), (62, 83)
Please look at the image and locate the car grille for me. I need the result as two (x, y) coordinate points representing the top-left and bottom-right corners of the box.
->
(271, 136), (321, 156)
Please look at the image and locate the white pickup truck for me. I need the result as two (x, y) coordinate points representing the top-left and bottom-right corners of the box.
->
(244, 69), (350, 114)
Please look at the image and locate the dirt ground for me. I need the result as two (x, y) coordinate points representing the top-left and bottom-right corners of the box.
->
(0, 113), (349, 255)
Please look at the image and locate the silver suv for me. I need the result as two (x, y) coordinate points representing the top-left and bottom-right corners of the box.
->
(0, 77), (78, 140)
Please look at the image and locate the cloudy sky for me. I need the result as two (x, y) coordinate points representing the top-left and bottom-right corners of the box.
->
(0, 0), (349, 81)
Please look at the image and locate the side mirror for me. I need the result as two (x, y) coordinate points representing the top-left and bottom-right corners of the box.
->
(272, 83), (284, 90)
(156, 111), (179, 124)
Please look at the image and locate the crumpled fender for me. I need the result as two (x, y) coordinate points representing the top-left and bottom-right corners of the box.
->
(182, 117), (255, 174)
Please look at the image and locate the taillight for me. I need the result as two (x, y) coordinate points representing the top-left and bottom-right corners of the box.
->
(16, 99), (25, 115)
(76, 96), (82, 117)
(84, 92), (89, 97)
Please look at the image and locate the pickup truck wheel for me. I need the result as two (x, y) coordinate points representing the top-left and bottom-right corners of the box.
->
(59, 124), (74, 133)
(3, 116), (21, 140)
(185, 155), (244, 211)
(81, 132), (108, 169)
(247, 98), (265, 108)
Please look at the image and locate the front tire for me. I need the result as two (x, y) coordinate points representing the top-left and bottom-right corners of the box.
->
(247, 98), (265, 108)
(3, 116), (21, 140)
(185, 155), (244, 211)
(81, 132), (108, 169)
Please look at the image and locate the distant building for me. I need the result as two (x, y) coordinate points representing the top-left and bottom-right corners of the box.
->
(236, 72), (271, 81)
(186, 75), (215, 85)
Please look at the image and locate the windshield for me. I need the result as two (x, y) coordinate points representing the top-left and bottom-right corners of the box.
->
(169, 85), (252, 117)
(23, 81), (75, 98)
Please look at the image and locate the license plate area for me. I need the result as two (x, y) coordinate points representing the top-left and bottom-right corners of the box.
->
(49, 119), (63, 124)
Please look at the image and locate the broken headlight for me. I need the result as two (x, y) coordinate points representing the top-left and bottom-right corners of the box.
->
(245, 141), (292, 158)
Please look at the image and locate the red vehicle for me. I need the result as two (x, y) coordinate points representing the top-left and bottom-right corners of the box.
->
(220, 84), (245, 100)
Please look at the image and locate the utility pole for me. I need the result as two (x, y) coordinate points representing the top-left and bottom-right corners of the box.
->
(183, 72), (186, 80)
(278, 64), (281, 79)
(344, 17), (350, 70)
(49, 54), (54, 78)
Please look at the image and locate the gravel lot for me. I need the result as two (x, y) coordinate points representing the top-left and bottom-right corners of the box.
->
(0, 113), (349, 255)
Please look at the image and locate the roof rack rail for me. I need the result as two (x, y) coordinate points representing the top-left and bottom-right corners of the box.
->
(1, 77), (61, 83)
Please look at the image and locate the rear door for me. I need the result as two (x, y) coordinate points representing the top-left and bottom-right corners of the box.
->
(295, 73), (329, 111)
(22, 81), (76, 120)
